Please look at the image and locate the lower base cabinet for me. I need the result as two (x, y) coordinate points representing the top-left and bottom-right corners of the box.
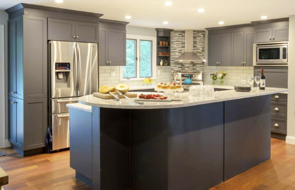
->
(270, 93), (287, 139)
(9, 97), (48, 157)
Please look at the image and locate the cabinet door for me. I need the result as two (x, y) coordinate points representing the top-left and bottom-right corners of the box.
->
(8, 17), (24, 99)
(8, 20), (16, 97)
(244, 31), (254, 66)
(231, 32), (244, 66)
(24, 98), (47, 150)
(76, 22), (99, 43)
(107, 29), (126, 66)
(23, 15), (47, 99)
(99, 28), (108, 66)
(48, 18), (76, 41)
(254, 67), (288, 88)
(219, 33), (231, 66)
(208, 34), (219, 66)
(9, 97), (24, 148)
(273, 26), (289, 41)
(254, 28), (272, 43)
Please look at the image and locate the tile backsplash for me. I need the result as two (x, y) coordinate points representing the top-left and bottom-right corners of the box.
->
(99, 66), (172, 87)
(204, 66), (254, 86)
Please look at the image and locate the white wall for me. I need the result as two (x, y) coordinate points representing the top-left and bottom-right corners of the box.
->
(0, 10), (8, 148)
(99, 26), (172, 87)
(286, 15), (295, 144)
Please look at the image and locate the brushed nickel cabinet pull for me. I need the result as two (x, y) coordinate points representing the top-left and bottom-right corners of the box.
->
(73, 36), (76, 39)
(274, 95), (280, 99)
(274, 123), (279, 128)
(269, 37), (272, 41)
(274, 107), (279, 112)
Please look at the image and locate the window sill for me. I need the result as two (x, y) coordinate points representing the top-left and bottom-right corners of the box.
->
(120, 78), (157, 81)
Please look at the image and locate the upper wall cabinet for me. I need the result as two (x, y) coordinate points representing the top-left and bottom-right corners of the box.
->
(208, 33), (231, 66)
(99, 20), (128, 66)
(48, 18), (99, 43)
(208, 26), (254, 66)
(254, 21), (289, 43)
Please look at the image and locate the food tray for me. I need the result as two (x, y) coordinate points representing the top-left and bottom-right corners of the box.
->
(155, 87), (184, 92)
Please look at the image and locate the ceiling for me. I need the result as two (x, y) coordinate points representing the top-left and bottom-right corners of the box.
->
(0, 0), (294, 30)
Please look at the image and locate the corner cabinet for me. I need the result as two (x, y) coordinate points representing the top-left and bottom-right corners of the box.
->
(8, 15), (48, 156)
(254, 21), (289, 43)
(99, 20), (128, 66)
(48, 18), (99, 43)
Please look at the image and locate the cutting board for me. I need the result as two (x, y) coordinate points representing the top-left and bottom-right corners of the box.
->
(93, 92), (138, 99)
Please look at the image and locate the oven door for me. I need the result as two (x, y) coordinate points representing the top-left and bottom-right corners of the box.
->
(52, 113), (70, 151)
(256, 45), (288, 64)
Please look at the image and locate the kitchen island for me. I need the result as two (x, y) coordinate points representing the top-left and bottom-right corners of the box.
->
(68, 88), (287, 190)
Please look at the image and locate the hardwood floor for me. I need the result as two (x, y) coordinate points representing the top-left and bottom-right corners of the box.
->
(0, 138), (294, 190)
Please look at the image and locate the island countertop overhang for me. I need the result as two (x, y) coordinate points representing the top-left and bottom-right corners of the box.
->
(78, 88), (288, 109)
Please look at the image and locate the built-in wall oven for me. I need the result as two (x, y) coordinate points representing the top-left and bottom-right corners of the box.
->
(254, 43), (288, 65)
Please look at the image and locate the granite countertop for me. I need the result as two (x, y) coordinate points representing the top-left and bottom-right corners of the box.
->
(67, 103), (92, 112)
(78, 88), (288, 110)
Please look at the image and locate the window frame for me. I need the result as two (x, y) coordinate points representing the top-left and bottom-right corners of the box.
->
(120, 34), (157, 81)
(123, 38), (137, 79)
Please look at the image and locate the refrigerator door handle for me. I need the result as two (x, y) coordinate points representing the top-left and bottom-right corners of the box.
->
(77, 43), (82, 96)
(73, 43), (78, 94)
(57, 114), (70, 118)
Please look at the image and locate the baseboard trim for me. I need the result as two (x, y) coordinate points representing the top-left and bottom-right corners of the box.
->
(286, 136), (295, 145)
(4, 139), (11, 148)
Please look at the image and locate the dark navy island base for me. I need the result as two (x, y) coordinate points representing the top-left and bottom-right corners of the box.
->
(69, 95), (271, 190)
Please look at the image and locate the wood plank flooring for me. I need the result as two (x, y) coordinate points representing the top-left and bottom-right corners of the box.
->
(0, 138), (294, 190)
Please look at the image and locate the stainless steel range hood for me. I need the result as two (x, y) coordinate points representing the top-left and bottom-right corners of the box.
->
(175, 30), (206, 64)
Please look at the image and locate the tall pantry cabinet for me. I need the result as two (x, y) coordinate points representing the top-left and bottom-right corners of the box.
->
(7, 14), (48, 156)
(6, 3), (103, 156)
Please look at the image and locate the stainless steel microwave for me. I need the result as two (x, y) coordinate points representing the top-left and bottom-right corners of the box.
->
(255, 43), (288, 65)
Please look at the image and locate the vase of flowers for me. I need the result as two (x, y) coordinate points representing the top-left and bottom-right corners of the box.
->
(210, 72), (218, 85)
(218, 71), (227, 85)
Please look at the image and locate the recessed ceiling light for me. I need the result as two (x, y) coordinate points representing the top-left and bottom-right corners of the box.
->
(219, 21), (224, 25)
(165, 1), (172, 6)
(198, 9), (205, 13)
(261, 16), (267, 19)
(125, 15), (131, 19)
(163, 21), (168, 24)
(55, 0), (63, 3)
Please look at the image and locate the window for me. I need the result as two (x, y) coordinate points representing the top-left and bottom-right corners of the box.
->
(121, 35), (156, 80)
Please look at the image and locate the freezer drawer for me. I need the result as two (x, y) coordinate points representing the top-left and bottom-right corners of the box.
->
(52, 113), (70, 151)
(51, 98), (79, 114)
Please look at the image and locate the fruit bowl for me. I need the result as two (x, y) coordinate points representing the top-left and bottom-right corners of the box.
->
(143, 78), (154, 85)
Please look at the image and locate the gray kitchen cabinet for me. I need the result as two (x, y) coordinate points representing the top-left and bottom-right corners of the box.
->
(23, 98), (48, 151)
(219, 34), (231, 66)
(208, 33), (231, 66)
(231, 32), (244, 66)
(23, 15), (47, 99)
(9, 97), (24, 148)
(208, 34), (219, 66)
(8, 16), (23, 99)
(7, 15), (48, 156)
(99, 28), (107, 66)
(254, 67), (288, 88)
(76, 21), (99, 43)
(231, 31), (254, 66)
(99, 20), (128, 66)
(48, 18), (99, 43)
(254, 28), (272, 43)
(48, 18), (76, 41)
(273, 25), (289, 41)
(254, 21), (289, 42)
(244, 31), (254, 66)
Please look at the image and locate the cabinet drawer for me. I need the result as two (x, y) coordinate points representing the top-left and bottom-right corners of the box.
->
(271, 94), (287, 102)
(271, 104), (287, 118)
(271, 118), (287, 135)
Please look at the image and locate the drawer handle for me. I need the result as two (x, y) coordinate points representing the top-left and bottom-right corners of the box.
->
(274, 107), (279, 112)
(275, 95), (280, 99)
(56, 99), (78, 103)
(274, 123), (279, 128)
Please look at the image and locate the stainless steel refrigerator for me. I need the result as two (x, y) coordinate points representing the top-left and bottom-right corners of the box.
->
(49, 41), (98, 151)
